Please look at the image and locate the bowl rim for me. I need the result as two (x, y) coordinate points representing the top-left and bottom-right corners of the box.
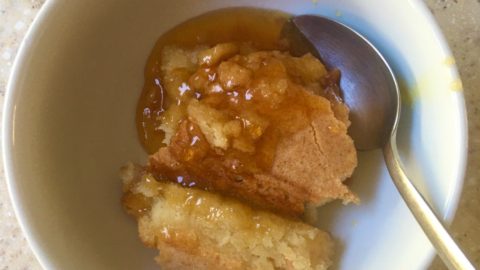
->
(1, 0), (467, 269)
(2, 1), (58, 269)
(402, 1), (468, 267)
(403, 2), (467, 223)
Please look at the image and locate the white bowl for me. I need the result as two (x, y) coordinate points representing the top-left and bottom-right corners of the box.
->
(3, 0), (467, 269)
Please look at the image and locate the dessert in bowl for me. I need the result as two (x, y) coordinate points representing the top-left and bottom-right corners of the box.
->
(3, 0), (466, 269)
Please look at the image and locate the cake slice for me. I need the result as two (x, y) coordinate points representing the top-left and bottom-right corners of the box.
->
(121, 163), (334, 270)
(145, 46), (358, 218)
(148, 104), (358, 218)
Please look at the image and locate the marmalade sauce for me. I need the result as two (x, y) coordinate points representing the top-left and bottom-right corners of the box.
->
(137, 8), (292, 154)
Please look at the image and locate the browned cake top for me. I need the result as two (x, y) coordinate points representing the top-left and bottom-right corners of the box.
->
(137, 44), (357, 217)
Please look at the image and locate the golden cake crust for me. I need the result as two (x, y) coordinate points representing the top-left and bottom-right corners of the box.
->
(122, 165), (334, 270)
(148, 108), (358, 217)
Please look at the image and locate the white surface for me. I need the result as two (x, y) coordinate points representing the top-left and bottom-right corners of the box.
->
(2, 0), (466, 269)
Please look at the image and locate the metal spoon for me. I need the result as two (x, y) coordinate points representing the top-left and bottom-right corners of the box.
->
(287, 15), (474, 270)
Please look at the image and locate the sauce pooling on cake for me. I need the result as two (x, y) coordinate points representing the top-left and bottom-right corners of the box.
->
(134, 8), (357, 217)
(138, 8), (291, 153)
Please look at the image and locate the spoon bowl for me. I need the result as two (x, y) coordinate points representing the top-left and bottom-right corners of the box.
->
(286, 15), (399, 150)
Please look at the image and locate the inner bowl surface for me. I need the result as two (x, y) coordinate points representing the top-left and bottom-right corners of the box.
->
(3, 1), (466, 269)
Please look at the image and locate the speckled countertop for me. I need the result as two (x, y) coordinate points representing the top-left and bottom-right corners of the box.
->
(0, 0), (478, 269)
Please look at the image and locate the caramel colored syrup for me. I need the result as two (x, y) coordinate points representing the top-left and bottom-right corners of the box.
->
(137, 8), (291, 154)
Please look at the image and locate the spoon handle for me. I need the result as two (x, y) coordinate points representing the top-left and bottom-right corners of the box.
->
(384, 139), (475, 270)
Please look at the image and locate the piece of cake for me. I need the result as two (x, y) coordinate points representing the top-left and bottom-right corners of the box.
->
(146, 44), (358, 217)
(121, 163), (334, 270)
